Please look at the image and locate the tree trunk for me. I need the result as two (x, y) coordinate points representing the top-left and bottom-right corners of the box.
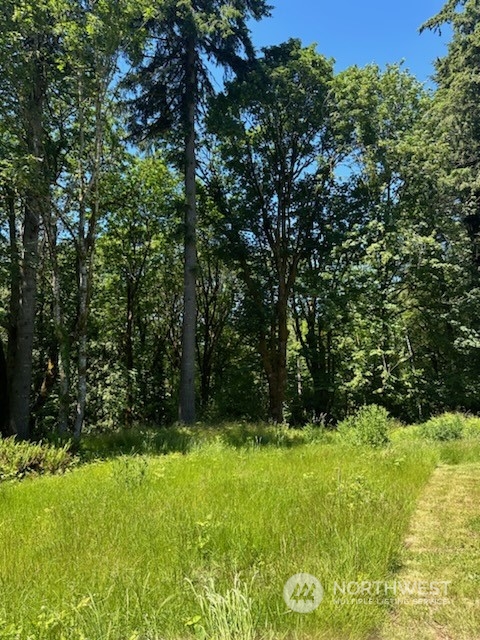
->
(73, 248), (88, 440)
(44, 202), (71, 434)
(179, 33), (197, 424)
(267, 369), (285, 423)
(259, 324), (287, 424)
(8, 35), (47, 440)
(9, 196), (41, 439)
(125, 282), (135, 427)
(275, 287), (288, 422)
(6, 189), (20, 392)
(73, 73), (104, 439)
(54, 269), (71, 435)
(0, 338), (9, 437)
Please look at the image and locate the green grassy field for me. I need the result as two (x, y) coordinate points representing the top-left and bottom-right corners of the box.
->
(1, 416), (480, 640)
(0, 440), (439, 640)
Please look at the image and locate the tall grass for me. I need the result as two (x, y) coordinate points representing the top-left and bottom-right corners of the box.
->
(77, 422), (309, 461)
(0, 442), (437, 639)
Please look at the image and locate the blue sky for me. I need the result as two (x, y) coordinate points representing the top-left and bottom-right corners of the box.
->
(249, 0), (451, 84)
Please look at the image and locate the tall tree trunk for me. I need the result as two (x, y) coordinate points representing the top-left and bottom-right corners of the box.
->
(53, 266), (71, 434)
(267, 369), (285, 423)
(259, 322), (287, 425)
(125, 282), (135, 427)
(9, 45), (47, 438)
(73, 73), (88, 440)
(274, 286), (288, 423)
(0, 338), (9, 437)
(44, 204), (71, 434)
(74, 285), (87, 439)
(73, 73), (104, 439)
(179, 33), (197, 424)
(9, 194), (41, 439)
(73, 214), (89, 439)
(6, 189), (20, 397)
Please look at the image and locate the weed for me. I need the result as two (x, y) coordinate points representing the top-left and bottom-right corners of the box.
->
(337, 404), (392, 447)
(0, 438), (73, 482)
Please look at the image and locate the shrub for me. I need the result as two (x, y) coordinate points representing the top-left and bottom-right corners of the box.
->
(337, 404), (392, 447)
(419, 412), (465, 442)
(0, 437), (73, 481)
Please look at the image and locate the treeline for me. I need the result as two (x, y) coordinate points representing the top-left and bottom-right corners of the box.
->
(0, 0), (479, 439)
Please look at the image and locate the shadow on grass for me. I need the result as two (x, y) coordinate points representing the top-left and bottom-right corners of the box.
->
(75, 422), (334, 462)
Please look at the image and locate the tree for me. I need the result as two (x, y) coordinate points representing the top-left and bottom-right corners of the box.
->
(93, 154), (180, 426)
(422, 0), (480, 272)
(419, 0), (480, 413)
(196, 196), (237, 411)
(126, 0), (270, 424)
(327, 63), (476, 420)
(41, 0), (133, 438)
(0, 0), (58, 439)
(0, 337), (8, 436)
(208, 40), (345, 422)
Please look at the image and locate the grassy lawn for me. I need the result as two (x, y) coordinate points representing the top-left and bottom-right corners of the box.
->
(0, 441), (437, 640)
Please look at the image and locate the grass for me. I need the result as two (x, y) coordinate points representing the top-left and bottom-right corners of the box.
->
(379, 463), (480, 640)
(0, 441), (437, 639)
(77, 423), (305, 460)
(2, 414), (480, 639)
(391, 413), (480, 445)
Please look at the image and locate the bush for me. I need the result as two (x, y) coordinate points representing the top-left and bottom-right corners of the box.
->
(419, 413), (465, 442)
(337, 405), (392, 447)
(0, 437), (73, 481)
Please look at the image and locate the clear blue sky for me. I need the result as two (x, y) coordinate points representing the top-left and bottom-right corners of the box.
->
(249, 0), (451, 84)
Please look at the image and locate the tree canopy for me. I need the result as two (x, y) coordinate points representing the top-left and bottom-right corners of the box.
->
(0, 0), (479, 436)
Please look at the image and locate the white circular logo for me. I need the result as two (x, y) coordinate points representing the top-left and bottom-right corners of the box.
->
(283, 573), (323, 613)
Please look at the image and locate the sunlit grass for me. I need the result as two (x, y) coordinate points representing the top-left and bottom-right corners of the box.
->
(380, 463), (480, 639)
(0, 441), (437, 639)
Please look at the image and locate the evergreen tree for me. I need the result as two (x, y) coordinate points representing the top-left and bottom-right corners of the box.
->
(125, 0), (270, 424)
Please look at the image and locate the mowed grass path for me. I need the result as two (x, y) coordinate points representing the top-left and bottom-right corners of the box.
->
(0, 443), (437, 639)
(379, 463), (480, 640)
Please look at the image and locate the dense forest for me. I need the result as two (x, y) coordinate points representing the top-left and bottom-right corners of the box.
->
(1, 0), (479, 440)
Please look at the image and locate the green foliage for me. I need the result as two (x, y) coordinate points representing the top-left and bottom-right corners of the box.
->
(79, 426), (192, 459)
(111, 455), (150, 489)
(0, 437), (73, 481)
(419, 412), (465, 441)
(1, 0), (480, 438)
(337, 404), (392, 447)
(436, 440), (480, 464)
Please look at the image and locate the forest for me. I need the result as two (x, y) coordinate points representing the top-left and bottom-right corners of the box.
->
(1, 0), (479, 441)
